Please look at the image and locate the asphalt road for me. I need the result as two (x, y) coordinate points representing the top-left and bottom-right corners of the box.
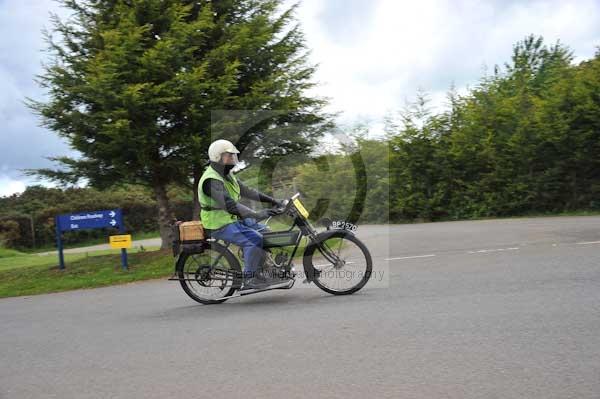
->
(2, 216), (600, 398)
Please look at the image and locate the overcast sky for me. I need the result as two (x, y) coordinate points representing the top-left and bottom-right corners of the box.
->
(1, 0), (599, 197)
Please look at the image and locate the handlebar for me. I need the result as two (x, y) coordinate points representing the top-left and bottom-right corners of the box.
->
(260, 193), (300, 222)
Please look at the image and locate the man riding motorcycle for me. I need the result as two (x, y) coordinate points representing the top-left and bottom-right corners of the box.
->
(199, 139), (285, 290)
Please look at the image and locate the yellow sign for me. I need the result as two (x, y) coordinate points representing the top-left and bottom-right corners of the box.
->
(109, 234), (132, 249)
(293, 198), (309, 219)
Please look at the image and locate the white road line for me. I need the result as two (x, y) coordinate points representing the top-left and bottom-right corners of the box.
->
(384, 254), (436, 261)
(313, 261), (357, 268)
(467, 247), (520, 254)
(576, 241), (600, 245)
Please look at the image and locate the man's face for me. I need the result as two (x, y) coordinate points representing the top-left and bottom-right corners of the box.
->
(220, 152), (239, 165)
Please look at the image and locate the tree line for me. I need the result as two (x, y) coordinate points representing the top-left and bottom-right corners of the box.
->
(294, 36), (600, 223)
(0, 185), (193, 249)
(387, 36), (600, 220)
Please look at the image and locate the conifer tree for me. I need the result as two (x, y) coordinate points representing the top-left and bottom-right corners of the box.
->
(29, 0), (329, 247)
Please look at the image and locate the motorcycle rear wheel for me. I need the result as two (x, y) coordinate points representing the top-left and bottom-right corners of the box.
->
(176, 242), (241, 304)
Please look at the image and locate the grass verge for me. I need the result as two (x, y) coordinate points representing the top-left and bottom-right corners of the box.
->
(0, 246), (160, 272)
(0, 249), (173, 298)
(0, 247), (25, 258)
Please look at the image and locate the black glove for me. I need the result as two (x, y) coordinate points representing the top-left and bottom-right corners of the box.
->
(254, 209), (278, 220)
(273, 198), (286, 208)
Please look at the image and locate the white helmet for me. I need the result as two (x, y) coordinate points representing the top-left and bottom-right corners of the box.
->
(208, 139), (240, 163)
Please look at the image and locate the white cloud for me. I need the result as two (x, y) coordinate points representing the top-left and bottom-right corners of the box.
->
(295, 0), (600, 123)
(0, 176), (26, 197)
(0, 0), (74, 195)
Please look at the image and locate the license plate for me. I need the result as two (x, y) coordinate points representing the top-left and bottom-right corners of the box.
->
(293, 198), (309, 218)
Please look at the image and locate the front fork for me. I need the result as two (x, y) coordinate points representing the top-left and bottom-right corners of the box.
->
(302, 230), (350, 282)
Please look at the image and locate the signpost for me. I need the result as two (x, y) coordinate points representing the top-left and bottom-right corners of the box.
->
(55, 209), (128, 270)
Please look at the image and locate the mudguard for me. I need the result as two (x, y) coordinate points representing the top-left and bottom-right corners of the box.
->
(173, 240), (210, 272)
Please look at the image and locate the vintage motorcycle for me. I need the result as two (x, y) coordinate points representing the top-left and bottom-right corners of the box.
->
(170, 193), (372, 304)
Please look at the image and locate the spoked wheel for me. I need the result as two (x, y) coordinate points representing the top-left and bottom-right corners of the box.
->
(304, 231), (372, 295)
(176, 242), (241, 304)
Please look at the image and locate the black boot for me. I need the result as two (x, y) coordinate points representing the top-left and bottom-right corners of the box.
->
(241, 272), (268, 290)
(259, 269), (290, 286)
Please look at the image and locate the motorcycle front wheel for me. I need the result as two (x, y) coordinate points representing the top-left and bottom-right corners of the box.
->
(303, 231), (373, 295)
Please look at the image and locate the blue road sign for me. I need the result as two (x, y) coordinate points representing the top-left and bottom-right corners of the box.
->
(57, 209), (122, 232)
(55, 209), (128, 270)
